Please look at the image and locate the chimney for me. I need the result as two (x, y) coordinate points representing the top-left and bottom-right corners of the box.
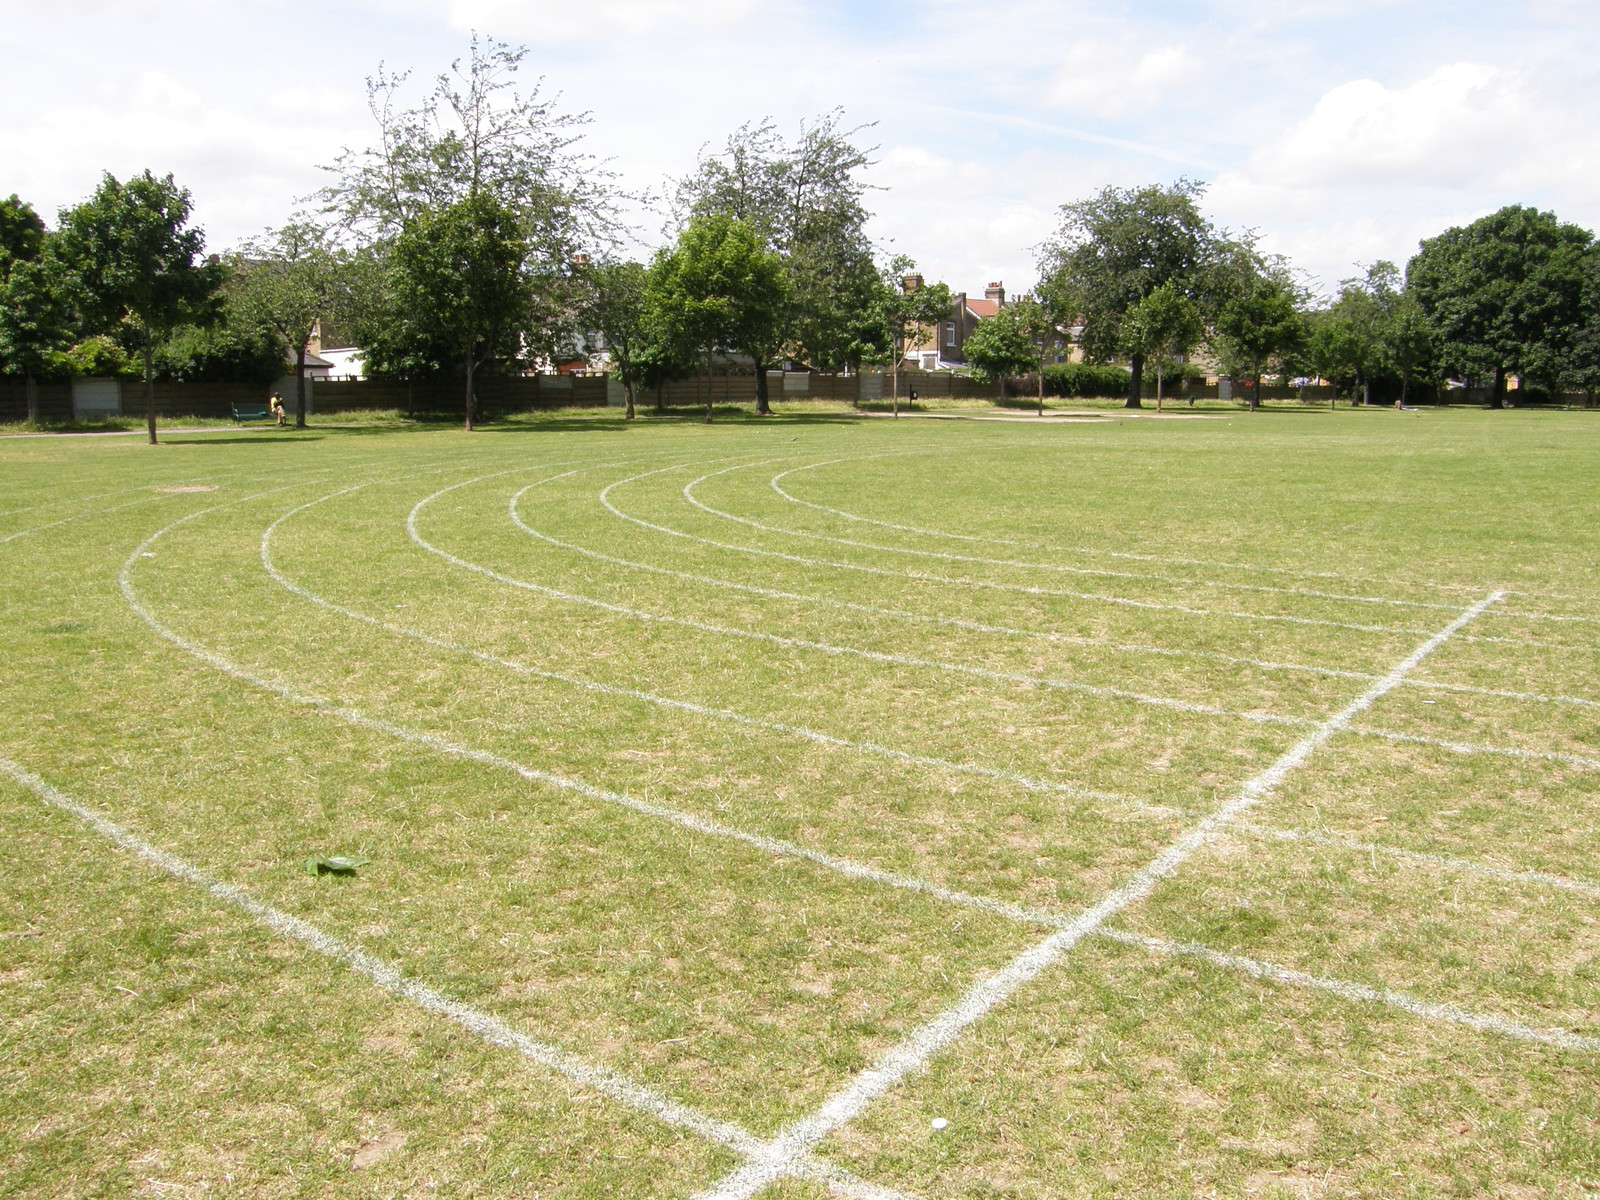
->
(985, 281), (1005, 305)
(902, 272), (924, 294)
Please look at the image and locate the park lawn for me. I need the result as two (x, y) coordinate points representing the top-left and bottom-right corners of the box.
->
(1, 402), (1597, 1198)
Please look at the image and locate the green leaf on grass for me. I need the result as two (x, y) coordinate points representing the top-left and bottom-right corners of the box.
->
(305, 855), (372, 876)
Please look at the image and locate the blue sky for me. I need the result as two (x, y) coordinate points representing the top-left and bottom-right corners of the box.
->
(2, 0), (1596, 298)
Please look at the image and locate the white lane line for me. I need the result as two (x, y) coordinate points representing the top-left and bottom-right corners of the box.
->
(689, 591), (1505, 1200)
(414, 476), (1322, 732)
(266, 489), (1147, 815)
(111, 488), (930, 1200)
(1233, 822), (1600, 900)
(1458, 632), (1600, 653)
(1405, 676), (1600, 712)
(766, 458), (1506, 598)
(598, 463), (1438, 640)
(1, 493), (173, 545)
(1346, 724), (1600, 771)
(0, 484), (155, 519)
(0, 756), (765, 1157)
(764, 462), (1464, 613)
(513, 471), (1378, 690)
(1097, 928), (1600, 1053)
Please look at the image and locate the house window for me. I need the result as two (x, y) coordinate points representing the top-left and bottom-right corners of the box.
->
(944, 322), (956, 347)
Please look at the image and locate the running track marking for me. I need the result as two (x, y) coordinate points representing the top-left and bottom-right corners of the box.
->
(762, 461), (1465, 613)
(123, 501), (1596, 1139)
(264, 479), (1145, 814)
(765, 457), (1588, 605)
(412, 475), (1328, 730)
(442, 469), (1590, 781)
(270, 491), (1600, 901)
(610, 462), (1442, 640)
(1096, 928), (1600, 1052)
(0, 757), (914, 1200)
(689, 590), (1506, 1200)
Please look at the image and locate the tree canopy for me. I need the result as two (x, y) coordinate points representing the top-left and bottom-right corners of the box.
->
(54, 171), (224, 443)
(1036, 179), (1221, 408)
(1407, 204), (1593, 407)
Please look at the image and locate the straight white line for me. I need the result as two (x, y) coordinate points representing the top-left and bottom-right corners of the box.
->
(412, 477), (1320, 732)
(1458, 632), (1600, 653)
(1097, 928), (1600, 1052)
(762, 462), (1465, 613)
(0, 756), (764, 1156)
(600, 463), (1439, 640)
(690, 590), (1505, 1200)
(1233, 822), (1600, 900)
(1405, 676), (1600, 712)
(1346, 724), (1600, 770)
(266, 489), (1146, 815)
(0, 493), (172, 545)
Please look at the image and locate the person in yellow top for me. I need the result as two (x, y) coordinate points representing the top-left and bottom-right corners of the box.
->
(269, 393), (286, 426)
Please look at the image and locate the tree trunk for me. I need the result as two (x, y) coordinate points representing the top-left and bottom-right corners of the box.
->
(624, 373), (635, 421)
(1489, 365), (1506, 410)
(24, 372), (38, 426)
(464, 342), (476, 432)
(1155, 364), (1164, 413)
(754, 362), (771, 415)
(143, 337), (157, 445)
(1360, 373), (1370, 406)
(1126, 352), (1143, 409)
(704, 349), (714, 424)
(295, 344), (308, 428)
(1038, 364), (1045, 416)
(655, 381), (664, 413)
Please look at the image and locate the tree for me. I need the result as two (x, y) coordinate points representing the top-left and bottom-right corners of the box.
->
(322, 37), (611, 418)
(647, 214), (786, 423)
(1120, 283), (1203, 411)
(390, 191), (531, 430)
(0, 196), (72, 425)
(232, 220), (345, 427)
(1036, 179), (1220, 409)
(1212, 262), (1308, 410)
(577, 259), (649, 420)
(674, 112), (880, 409)
(55, 172), (224, 444)
(1407, 205), (1593, 408)
(874, 257), (952, 414)
(964, 300), (1051, 410)
(1564, 253), (1600, 406)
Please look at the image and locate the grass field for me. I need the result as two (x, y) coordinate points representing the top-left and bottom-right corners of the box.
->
(2, 404), (1597, 1199)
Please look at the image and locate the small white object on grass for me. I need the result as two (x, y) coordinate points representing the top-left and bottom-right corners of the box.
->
(930, 1117), (949, 1131)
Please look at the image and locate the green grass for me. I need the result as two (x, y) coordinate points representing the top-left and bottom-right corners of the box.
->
(2, 404), (1597, 1198)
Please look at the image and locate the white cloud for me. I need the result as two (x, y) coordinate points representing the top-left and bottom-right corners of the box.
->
(445, 0), (767, 41)
(1047, 40), (1201, 118)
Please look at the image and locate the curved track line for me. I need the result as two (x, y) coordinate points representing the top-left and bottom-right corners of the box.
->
(267, 488), (1152, 817)
(596, 462), (1441, 640)
(765, 458), (1533, 599)
(515, 467), (1385, 687)
(765, 462), (1468, 613)
(414, 474), (1323, 731)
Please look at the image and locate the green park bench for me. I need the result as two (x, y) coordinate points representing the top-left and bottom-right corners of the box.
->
(231, 403), (273, 423)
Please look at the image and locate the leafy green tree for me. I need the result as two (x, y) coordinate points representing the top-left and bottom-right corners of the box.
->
(391, 192), (531, 430)
(0, 196), (72, 424)
(1564, 253), (1600, 405)
(1212, 262), (1308, 410)
(1036, 179), (1220, 409)
(674, 111), (880, 406)
(577, 259), (649, 419)
(232, 220), (346, 426)
(964, 304), (1043, 401)
(1406, 205), (1593, 408)
(874, 257), (952, 413)
(55, 171), (224, 444)
(648, 214), (786, 423)
(1120, 282), (1203, 411)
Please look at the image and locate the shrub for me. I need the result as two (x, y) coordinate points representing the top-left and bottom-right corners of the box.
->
(1042, 363), (1132, 398)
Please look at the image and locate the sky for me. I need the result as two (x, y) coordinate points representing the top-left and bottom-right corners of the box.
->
(1, 0), (1597, 301)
